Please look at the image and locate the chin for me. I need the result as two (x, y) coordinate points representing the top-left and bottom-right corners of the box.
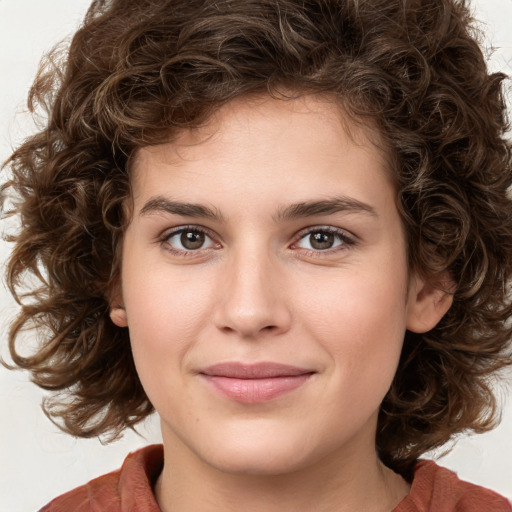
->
(203, 445), (311, 477)
(188, 423), (331, 477)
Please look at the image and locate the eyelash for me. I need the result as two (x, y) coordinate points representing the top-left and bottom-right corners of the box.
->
(159, 225), (356, 257)
(291, 226), (356, 256)
(159, 225), (220, 257)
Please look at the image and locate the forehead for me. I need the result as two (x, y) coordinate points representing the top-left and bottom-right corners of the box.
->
(131, 94), (393, 183)
(127, 94), (398, 228)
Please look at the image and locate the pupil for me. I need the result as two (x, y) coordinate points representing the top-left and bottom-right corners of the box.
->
(310, 232), (334, 250)
(181, 231), (205, 250)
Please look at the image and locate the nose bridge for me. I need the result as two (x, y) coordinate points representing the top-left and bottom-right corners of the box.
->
(214, 241), (290, 337)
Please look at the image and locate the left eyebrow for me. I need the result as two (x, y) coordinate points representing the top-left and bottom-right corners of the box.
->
(274, 197), (378, 222)
(139, 196), (224, 221)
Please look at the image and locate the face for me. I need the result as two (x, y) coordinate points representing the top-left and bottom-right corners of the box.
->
(111, 95), (448, 476)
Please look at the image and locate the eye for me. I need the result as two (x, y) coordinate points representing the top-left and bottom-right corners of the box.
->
(294, 228), (353, 252)
(163, 227), (218, 252)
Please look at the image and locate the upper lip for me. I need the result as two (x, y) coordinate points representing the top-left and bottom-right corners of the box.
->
(200, 362), (314, 379)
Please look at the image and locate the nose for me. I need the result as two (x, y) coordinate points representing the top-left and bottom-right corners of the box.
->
(213, 248), (292, 339)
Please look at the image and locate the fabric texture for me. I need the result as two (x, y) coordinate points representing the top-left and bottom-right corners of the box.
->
(39, 444), (511, 512)
(394, 460), (512, 512)
(39, 445), (163, 512)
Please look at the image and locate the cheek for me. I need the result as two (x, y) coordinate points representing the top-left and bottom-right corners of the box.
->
(303, 264), (408, 337)
(122, 273), (208, 411)
(121, 259), (215, 371)
(300, 266), (408, 388)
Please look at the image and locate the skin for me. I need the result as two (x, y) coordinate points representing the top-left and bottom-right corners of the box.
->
(110, 95), (452, 512)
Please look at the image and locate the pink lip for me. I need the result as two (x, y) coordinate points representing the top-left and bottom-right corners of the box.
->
(199, 362), (314, 404)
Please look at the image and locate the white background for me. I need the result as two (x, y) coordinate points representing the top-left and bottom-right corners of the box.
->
(1, 1), (511, 510)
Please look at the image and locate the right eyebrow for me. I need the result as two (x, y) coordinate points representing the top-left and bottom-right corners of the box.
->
(139, 196), (225, 221)
(274, 196), (378, 222)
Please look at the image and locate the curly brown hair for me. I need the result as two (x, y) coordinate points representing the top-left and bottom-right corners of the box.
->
(2, 0), (512, 477)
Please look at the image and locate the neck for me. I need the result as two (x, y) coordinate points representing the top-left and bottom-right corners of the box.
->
(154, 436), (409, 512)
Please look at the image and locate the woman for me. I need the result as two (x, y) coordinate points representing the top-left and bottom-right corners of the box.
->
(2, 0), (512, 510)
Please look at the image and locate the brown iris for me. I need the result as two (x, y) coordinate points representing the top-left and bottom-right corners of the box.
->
(181, 230), (205, 250)
(309, 232), (335, 250)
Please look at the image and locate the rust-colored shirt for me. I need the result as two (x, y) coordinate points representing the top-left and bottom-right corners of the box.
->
(39, 445), (511, 512)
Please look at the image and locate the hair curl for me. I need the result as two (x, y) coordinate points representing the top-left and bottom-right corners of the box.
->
(2, 0), (512, 476)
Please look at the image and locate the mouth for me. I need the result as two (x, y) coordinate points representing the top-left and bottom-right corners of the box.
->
(199, 362), (315, 404)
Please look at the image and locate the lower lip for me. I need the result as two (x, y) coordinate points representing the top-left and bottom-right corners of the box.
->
(201, 374), (313, 404)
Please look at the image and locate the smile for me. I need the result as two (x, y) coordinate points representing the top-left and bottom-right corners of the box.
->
(199, 362), (315, 404)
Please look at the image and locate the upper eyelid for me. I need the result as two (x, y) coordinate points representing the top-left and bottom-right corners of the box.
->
(160, 224), (218, 240)
(158, 224), (356, 249)
(159, 226), (220, 255)
(290, 227), (358, 255)
(160, 224), (353, 235)
(293, 225), (356, 241)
